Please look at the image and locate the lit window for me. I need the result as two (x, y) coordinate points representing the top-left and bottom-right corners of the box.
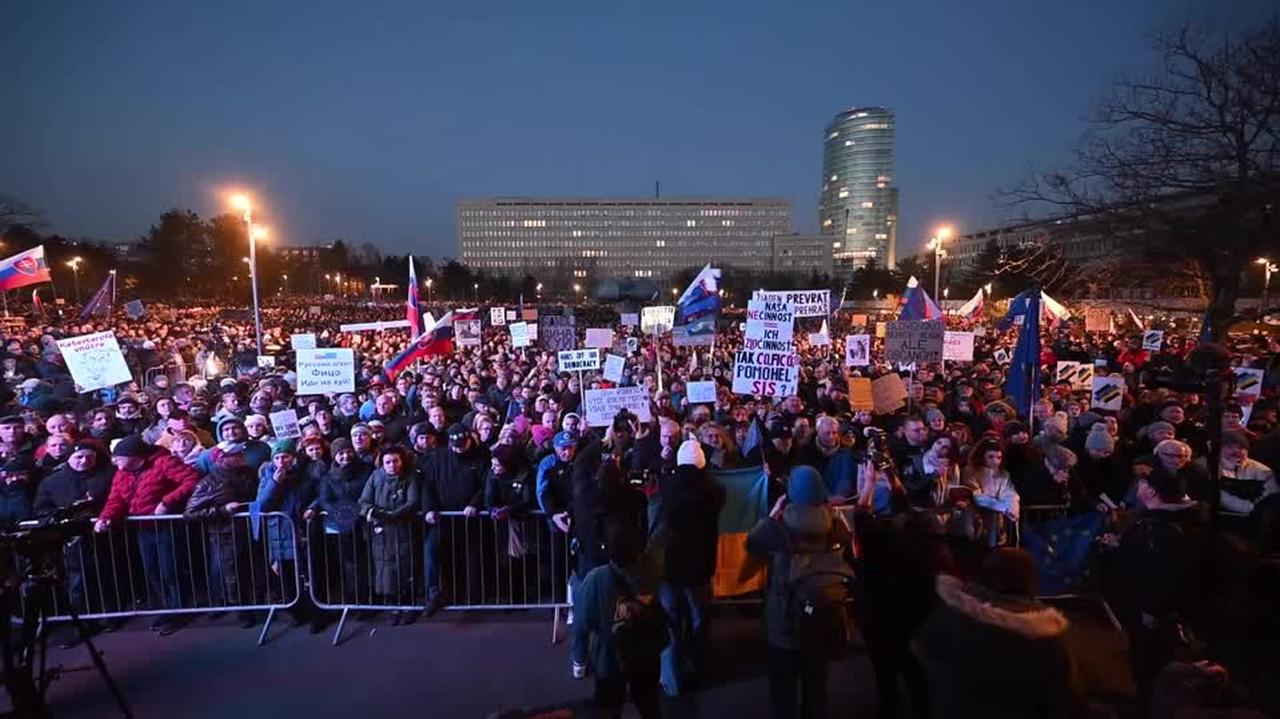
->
(875, 233), (888, 240)
(876, 183), (886, 189)
(862, 201), (874, 208)
(827, 131), (839, 140)
(686, 220), (696, 227)
(844, 140), (853, 146)
(822, 219), (832, 227)
(837, 190), (849, 199)
(832, 241), (841, 248)
(830, 174), (838, 181)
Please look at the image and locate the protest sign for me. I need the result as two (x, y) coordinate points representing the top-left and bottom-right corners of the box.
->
(884, 321), (945, 364)
(641, 306), (675, 334)
(744, 297), (795, 344)
(845, 335), (871, 367)
(454, 318), (482, 347)
(875, 322), (887, 338)
(672, 325), (715, 347)
(620, 313), (639, 327)
(124, 299), (145, 319)
(256, 355), (275, 369)
(521, 308), (538, 322)
(626, 337), (638, 354)
(56, 331), (133, 392)
(490, 307), (506, 326)
(583, 387), (653, 427)
(509, 322), (530, 348)
(686, 380), (717, 405)
(807, 330), (831, 347)
(1142, 330), (1164, 351)
(541, 325), (576, 351)
(732, 348), (799, 397)
(339, 319), (411, 333)
(942, 331), (975, 362)
(753, 289), (829, 318)
(505, 310), (517, 322)
(1232, 367), (1264, 397)
(585, 328), (614, 349)
(850, 314), (868, 328)
(1056, 361), (1094, 391)
(295, 348), (355, 395)
(1091, 376), (1125, 411)
(871, 373), (908, 414)
(993, 348), (1010, 365)
(269, 409), (302, 439)
(291, 333), (317, 350)
(602, 354), (625, 383)
(1085, 308), (1111, 333)
(309, 306), (322, 317)
(848, 377), (874, 412)
(558, 349), (600, 372)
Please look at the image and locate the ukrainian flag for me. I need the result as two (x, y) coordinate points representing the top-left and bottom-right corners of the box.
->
(711, 466), (770, 597)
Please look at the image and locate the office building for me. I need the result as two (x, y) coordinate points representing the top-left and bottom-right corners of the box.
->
(819, 107), (900, 274)
(771, 234), (835, 277)
(458, 198), (792, 283)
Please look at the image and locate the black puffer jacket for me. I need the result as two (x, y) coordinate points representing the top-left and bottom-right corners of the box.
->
(33, 458), (114, 518)
(421, 445), (486, 512)
(657, 465), (726, 586)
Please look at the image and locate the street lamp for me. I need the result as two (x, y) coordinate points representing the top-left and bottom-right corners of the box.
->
(1258, 258), (1277, 313)
(536, 282), (543, 300)
(473, 282), (479, 303)
(374, 276), (381, 299)
(424, 277), (433, 304)
(230, 193), (267, 355)
(281, 273), (288, 296)
(65, 257), (83, 303)
(927, 225), (953, 301)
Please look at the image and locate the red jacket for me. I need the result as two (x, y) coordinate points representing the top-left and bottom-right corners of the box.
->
(99, 448), (201, 523)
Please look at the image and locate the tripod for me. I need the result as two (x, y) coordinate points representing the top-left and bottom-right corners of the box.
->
(1, 533), (133, 718)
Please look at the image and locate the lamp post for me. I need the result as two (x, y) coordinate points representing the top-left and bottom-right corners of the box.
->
(536, 282), (543, 300)
(425, 277), (433, 304)
(230, 194), (266, 355)
(927, 225), (952, 301)
(66, 257), (83, 302)
(281, 273), (288, 296)
(374, 277), (381, 300)
(1258, 258), (1277, 314)
(473, 282), (479, 303)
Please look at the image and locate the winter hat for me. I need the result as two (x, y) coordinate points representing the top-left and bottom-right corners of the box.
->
(677, 439), (706, 469)
(216, 416), (246, 439)
(1144, 420), (1176, 439)
(110, 435), (149, 458)
(1085, 423), (1115, 454)
(491, 444), (522, 472)
(1043, 412), (1068, 436)
(329, 438), (353, 456)
(924, 407), (945, 426)
(787, 465), (827, 507)
(270, 439), (295, 457)
(1075, 411), (1103, 431)
(531, 425), (554, 448)
(1002, 421), (1028, 440)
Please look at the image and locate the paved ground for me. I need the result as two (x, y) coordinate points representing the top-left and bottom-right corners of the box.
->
(13, 610), (879, 718)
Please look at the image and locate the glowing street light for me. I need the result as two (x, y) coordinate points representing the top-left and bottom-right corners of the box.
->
(1258, 258), (1277, 313)
(424, 277), (433, 304)
(228, 192), (266, 354)
(65, 256), (84, 302)
(927, 225), (953, 302)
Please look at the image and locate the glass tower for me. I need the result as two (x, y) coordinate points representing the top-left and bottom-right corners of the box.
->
(819, 106), (899, 274)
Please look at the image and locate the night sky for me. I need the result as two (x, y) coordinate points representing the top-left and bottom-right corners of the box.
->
(3, 0), (1271, 260)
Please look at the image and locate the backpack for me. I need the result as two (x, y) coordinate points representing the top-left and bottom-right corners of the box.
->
(608, 566), (668, 674)
(783, 524), (855, 659)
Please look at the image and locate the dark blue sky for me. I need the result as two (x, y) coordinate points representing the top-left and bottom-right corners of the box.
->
(3, 0), (1270, 261)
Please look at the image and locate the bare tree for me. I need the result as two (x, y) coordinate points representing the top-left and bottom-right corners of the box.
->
(1008, 22), (1280, 339)
(0, 195), (40, 235)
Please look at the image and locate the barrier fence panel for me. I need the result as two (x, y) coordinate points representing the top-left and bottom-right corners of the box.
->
(306, 511), (572, 645)
(21, 512), (300, 646)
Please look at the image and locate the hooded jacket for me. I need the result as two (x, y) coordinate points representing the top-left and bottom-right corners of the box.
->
(657, 464), (726, 586)
(914, 574), (1083, 719)
(33, 453), (114, 518)
(311, 458), (373, 532)
(99, 447), (201, 522)
(420, 444), (486, 512)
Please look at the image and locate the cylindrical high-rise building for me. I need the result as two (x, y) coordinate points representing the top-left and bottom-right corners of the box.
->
(819, 106), (899, 274)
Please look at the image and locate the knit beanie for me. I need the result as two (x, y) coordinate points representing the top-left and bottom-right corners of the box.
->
(677, 439), (706, 469)
(1044, 412), (1068, 436)
(787, 465), (827, 507)
(330, 438), (352, 456)
(1084, 423), (1115, 454)
(1144, 420), (1175, 439)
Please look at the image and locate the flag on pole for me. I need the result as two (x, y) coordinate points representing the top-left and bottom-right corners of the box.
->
(1004, 288), (1042, 419)
(676, 264), (721, 342)
(0, 246), (52, 291)
(1127, 307), (1145, 331)
(1196, 308), (1213, 345)
(406, 257), (422, 339)
(1041, 292), (1070, 325)
(78, 271), (115, 321)
(897, 276), (944, 321)
(384, 311), (455, 379)
(956, 287), (985, 320)
(30, 288), (43, 319)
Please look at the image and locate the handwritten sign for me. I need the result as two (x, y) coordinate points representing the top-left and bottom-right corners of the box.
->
(753, 289), (829, 318)
(845, 335), (871, 367)
(871, 373), (908, 414)
(490, 307), (506, 326)
(685, 380), (717, 404)
(509, 322), (531, 348)
(942, 331), (975, 362)
(1085, 308), (1110, 333)
(884, 321), (944, 364)
(56, 331), (133, 393)
(583, 386), (653, 427)
(732, 348), (799, 397)
(269, 409), (302, 439)
(557, 349), (600, 372)
(848, 377), (874, 412)
(602, 353), (625, 383)
(641, 306), (675, 334)
(291, 333), (317, 350)
(585, 328), (614, 349)
(295, 348), (355, 395)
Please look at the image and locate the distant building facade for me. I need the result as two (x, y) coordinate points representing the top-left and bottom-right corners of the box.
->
(771, 234), (835, 276)
(458, 198), (792, 283)
(819, 107), (900, 274)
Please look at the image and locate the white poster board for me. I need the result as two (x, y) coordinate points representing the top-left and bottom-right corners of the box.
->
(585, 328), (614, 349)
(732, 348), (799, 397)
(256, 355), (275, 369)
(685, 380), (717, 404)
(291, 333), (317, 350)
(490, 307), (506, 326)
(583, 386), (653, 427)
(1056, 361), (1095, 391)
(845, 335), (871, 367)
(295, 348), (355, 395)
(509, 322), (531, 348)
(620, 313), (639, 327)
(1091, 376), (1125, 411)
(340, 320), (411, 333)
(884, 321), (945, 364)
(454, 319), (482, 347)
(558, 349), (601, 372)
(807, 331), (831, 347)
(602, 354), (625, 383)
(56, 331), (133, 392)
(1232, 367), (1264, 397)
(269, 409), (302, 439)
(942, 331), (975, 362)
(640, 306), (675, 334)
(752, 289), (829, 318)
(1142, 330), (1164, 351)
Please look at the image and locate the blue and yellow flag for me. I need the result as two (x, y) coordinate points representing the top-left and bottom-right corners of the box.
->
(711, 466), (770, 597)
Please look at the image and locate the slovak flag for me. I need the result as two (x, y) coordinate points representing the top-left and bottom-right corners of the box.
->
(0, 246), (52, 291)
(956, 287), (985, 320)
(384, 310), (454, 379)
(406, 257), (422, 339)
(897, 276), (944, 321)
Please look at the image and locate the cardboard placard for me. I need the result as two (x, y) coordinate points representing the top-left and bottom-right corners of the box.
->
(732, 348), (798, 397)
(509, 322), (530, 348)
(296, 348), (355, 395)
(1085, 308), (1111, 333)
(56, 331), (134, 393)
(942, 331), (975, 362)
(845, 335), (871, 367)
(291, 333), (317, 350)
(884, 320), (945, 364)
(583, 386), (653, 427)
(744, 297), (795, 349)
(752, 289), (830, 318)
(620, 313), (639, 327)
(871, 373), (908, 415)
(850, 314), (868, 328)
(848, 377), (874, 412)
(685, 380), (717, 404)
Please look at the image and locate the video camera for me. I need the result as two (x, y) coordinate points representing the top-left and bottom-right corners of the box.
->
(863, 426), (894, 472)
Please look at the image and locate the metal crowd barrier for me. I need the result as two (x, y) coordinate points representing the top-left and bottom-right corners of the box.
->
(18, 512), (300, 646)
(305, 511), (572, 646)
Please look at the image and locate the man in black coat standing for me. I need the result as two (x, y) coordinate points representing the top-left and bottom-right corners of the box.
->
(656, 440), (725, 698)
(420, 423), (487, 616)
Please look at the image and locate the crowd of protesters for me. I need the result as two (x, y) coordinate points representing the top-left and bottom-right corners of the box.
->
(0, 294), (1276, 718)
